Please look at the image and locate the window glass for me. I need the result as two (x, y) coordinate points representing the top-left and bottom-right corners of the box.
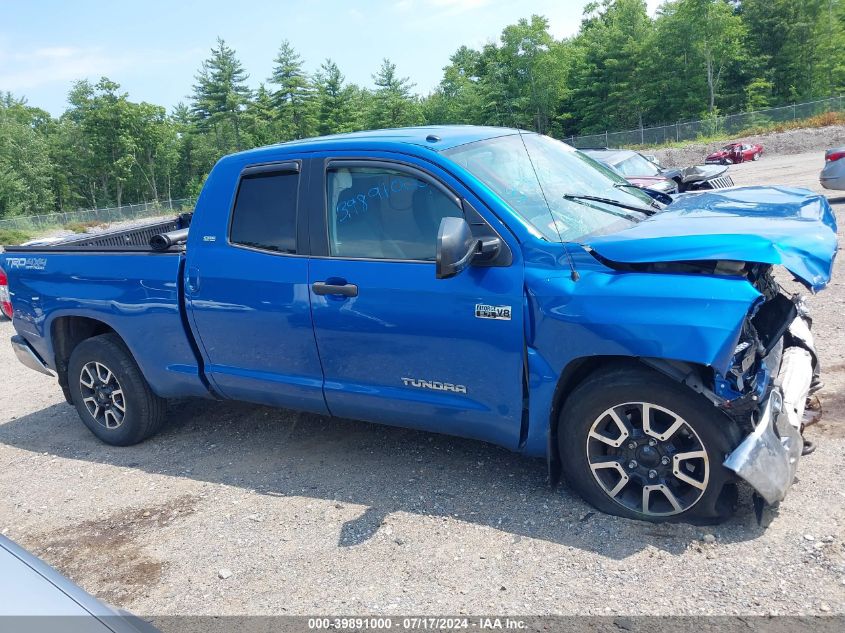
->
(230, 171), (298, 253)
(614, 154), (661, 177)
(327, 166), (462, 260)
(444, 134), (655, 242)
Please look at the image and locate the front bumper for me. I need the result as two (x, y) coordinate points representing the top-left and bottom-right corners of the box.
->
(723, 336), (813, 504)
(10, 335), (55, 377)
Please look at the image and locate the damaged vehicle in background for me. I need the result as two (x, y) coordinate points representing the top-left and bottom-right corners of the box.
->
(0, 126), (837, 524)
(581, 148), (734, 193)
(705, 142), (764, 164)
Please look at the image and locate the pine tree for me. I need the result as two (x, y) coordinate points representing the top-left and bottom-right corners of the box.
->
(314, 59), (356, 135)
(268, 40), (316, 139)
(190, 37), (252, 150)
(370, 58), (420, 129)
(244, 84), (278, 146)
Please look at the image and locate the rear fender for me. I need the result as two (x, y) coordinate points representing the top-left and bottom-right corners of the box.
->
(6, 253), (209, 399)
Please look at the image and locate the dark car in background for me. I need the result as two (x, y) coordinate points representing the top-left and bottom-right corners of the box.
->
(582, 148), (734, 194)
(581, 148), (679, 194)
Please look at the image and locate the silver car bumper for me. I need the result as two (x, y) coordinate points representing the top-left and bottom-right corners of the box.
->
(820, 156), (845, 190)
(11, 335), (55, 377)
(723, 322), (814, 504)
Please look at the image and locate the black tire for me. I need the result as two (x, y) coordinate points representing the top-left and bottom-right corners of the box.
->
(752, 152), (760, 161)
(558, 365), (740, 523)
(68, 333), (167, 446)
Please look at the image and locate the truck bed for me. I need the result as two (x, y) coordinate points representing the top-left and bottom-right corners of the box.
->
(1, 215), (208, 400)
(4, 214), (191, 252)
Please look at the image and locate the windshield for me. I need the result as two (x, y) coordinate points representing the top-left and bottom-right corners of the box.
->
(614, 153), (661, 177)
(443, 133), (656, 242)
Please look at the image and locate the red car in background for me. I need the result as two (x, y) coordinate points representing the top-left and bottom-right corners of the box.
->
(705, 142), (763, 164)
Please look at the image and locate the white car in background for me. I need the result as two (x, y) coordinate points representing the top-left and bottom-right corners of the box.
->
(821, 147), (845, 190)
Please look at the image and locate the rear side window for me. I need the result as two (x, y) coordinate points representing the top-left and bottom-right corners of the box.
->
(326, 166), (462, 260)
(230, 171), (299, 253)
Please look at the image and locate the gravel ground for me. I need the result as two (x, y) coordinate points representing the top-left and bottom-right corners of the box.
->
(1, 152), (844, 620)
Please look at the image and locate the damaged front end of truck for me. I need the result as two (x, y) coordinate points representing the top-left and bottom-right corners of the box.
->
(718, 271), (819, 505)
(586, 186), (838, 508)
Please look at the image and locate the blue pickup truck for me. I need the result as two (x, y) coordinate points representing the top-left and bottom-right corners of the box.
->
(1, 126), (837, 523)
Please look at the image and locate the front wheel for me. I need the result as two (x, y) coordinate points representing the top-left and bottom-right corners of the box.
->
(558, 366), (740, 523)
(68, 333), (167, 446)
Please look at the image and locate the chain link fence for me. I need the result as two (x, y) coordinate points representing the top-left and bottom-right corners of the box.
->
(564, 96), (845, 149)
(0, 198), (195, 234)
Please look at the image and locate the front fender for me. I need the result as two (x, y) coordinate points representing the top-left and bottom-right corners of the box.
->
(529, 267), (762, 376)
(520, 258), (762, 457)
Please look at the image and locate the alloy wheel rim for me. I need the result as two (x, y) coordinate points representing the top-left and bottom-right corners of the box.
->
(79, 361), (126, 429)
(585, 401), (709, 517)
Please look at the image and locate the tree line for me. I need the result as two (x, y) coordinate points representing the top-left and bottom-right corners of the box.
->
(1, 0), (843, 219)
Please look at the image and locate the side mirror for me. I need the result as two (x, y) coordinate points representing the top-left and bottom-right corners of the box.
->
(436, 217), (478, 279)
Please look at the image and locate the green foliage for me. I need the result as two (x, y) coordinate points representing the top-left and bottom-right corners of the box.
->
(191, 37), (252, 151)
(369, 59), (421, 128)
(269, 40), (317, 139)
(740, 0), (845, 102)
(2, 3), (845, 220)
(0, 228), (34, 245)
(0, 95), (55, 217)
(568, 1), (653, 133)
(314, 59), (357, 135)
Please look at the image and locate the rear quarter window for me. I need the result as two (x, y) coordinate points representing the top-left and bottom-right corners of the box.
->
(230, 171), (299, 253)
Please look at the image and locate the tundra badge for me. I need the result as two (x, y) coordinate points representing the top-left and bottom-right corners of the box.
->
(401, 377), (467, 394)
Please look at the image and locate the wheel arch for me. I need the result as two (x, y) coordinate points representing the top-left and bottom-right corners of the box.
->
(51, 316), (127, 403)
(547, 354), (716, 485)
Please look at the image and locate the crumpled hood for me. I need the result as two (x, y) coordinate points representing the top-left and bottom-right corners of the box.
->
(680, 164), (728, 183)
(586, 186), (838, 292)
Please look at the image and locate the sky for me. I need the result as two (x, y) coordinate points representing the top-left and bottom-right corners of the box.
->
(0, 0), (662, 116)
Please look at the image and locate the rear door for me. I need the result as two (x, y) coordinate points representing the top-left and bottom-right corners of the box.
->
(305, 155), (526, 448)
(186, 161), (327, 414)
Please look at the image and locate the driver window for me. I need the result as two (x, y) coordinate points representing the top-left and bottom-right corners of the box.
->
(326, 166), (462, 260)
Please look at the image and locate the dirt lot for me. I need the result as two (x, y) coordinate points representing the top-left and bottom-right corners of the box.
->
(1, 151), (844, 620)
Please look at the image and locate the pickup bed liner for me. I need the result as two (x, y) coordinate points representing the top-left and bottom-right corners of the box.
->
(4, 215), (190, 252)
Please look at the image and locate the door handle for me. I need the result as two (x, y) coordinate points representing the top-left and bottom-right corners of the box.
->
(312, 281), (358, 297)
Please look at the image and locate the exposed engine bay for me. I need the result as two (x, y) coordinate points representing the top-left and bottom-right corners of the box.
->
(609, 258), (821, 505)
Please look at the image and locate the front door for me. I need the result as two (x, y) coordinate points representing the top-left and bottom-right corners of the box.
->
(186, 161), (327, 414)
(306, 157), (526, 448)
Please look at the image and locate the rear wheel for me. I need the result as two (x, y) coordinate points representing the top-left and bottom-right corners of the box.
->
(68, 334), (167, 446)
(752, 152), (760, 161)
(558, 366), (740, 523)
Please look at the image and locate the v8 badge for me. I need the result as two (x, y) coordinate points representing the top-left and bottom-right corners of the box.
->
(475, 304), (512, 320)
